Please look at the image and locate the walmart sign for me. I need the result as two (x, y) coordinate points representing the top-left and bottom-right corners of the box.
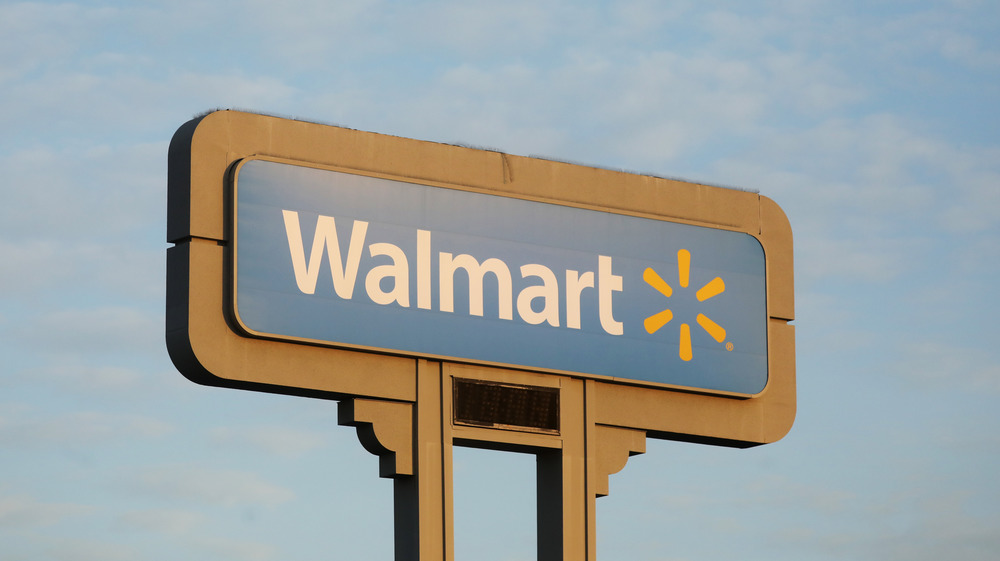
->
(233, 159), (768, 395)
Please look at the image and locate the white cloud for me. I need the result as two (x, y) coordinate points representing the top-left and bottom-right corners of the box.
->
(8, 362), (146, 394)
(171, 72), (298, 113)
(0, 143), (169, 310)
(40, 537), (137, 561)
(11, 305), (162, 357)
(711, 112), (999, 248)
(0, 68), (296, 146)
(775, 488), (1000, 561)
(654, 472), (857, 515)
(877, 4), (1000, 71)
(890, 340), (1000, 393)
(188, 535), (281, 561)
(369, 41), (867, 173)
(0, 239), (64, 294)
(356, 5), (888, 175)
(0, 2), (118, 83)
(607, 0), (694, 34)
(796, 235), (920, 285)
(116, 508), (204, 535)
(0, 494), (93, 528)
(0, 408), (172, 449)
(127, 465), (295, 507)
(744, 474), (857, 512)
(0, 239), (164, 306)
(393, 0), (585, 55)
(209, 426), (327, 458)
(0, 142), (165, 235)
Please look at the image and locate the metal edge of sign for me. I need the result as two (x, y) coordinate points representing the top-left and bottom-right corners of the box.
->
(166, 109), (796, 445)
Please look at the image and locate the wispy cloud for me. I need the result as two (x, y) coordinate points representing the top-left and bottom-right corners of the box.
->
(208, 426), (328, 458)
(0, 407), (172, 449)
(115, 507), (204, 535)
(125, 465), (295, 507)
(0, 494), (93, 528)
(10, 305), (162, 357)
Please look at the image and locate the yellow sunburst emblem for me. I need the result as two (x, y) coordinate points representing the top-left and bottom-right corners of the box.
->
(643, 249), (727, 361)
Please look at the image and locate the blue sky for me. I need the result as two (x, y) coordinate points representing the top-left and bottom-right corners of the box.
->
(1, 1), (998, 560)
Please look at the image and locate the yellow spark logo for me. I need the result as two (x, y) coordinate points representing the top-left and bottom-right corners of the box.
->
(643, 249), (727, 361)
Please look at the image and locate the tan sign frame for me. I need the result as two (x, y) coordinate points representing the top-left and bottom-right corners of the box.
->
(167, 110), (795, 559)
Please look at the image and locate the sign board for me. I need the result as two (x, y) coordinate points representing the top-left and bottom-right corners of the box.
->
(167, 110), (795, 446)
(234, 158), (768, 395)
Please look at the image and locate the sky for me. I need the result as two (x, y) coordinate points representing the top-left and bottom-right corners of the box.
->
(1, 0), (998, 560)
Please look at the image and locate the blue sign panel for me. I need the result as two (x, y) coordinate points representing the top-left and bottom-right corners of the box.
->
(233, 159), (768, 395)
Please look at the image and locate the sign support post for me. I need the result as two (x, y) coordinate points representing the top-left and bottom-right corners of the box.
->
(339, 360), (646, 560)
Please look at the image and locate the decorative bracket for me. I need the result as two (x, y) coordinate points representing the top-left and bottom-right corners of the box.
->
(592, 425), (646, 497)
(338, 398), (414, 478)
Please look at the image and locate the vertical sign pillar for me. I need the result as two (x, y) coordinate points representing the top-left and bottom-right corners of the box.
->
(537, 379), (646, 561)
(340, 360), (457, 561)
(343, 365), (648, 560)
(393, 360), (453, 561)
(535, 377), (591, 560)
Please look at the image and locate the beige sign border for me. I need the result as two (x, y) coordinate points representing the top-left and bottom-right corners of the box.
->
(167, 109), (795, 447)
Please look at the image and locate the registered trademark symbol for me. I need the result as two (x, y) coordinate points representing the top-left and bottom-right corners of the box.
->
(725, 341), (734, 352)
